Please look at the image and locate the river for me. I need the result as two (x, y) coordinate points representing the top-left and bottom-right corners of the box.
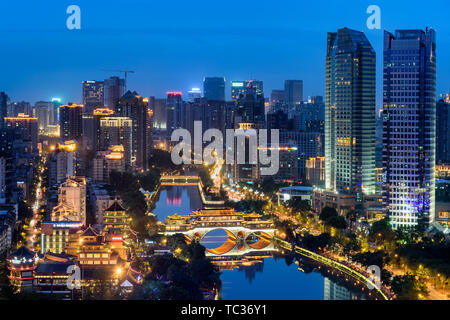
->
(154, 185), (368, 300)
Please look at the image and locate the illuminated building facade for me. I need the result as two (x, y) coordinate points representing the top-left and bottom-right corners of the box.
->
(383, 28), (436, 229)
(436, 96), (450, 164)
(4, 113), (38, 152)
(99, 116), (132, 168)
(60, 103), (83, 142)
(116, 91), (149, 171)
(82, 80), (104, 113)
(7, 246), (37, 292)
(41, 220), (83, 254)
(57, 176), (87, 225)
(306, 156), (325, 187)
(323, 28), (376, 207)
(102, 200), (130, 232)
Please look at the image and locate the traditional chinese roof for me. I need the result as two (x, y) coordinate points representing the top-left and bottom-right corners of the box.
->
(105, 200), (126, 212)
(81, 225), (100, 237)
(9, 246), (36, 259)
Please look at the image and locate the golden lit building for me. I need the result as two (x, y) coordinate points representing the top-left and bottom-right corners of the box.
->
(103, 200), (130, 232)
(58, 176), (87, 225)
(306, 156), (325, 186)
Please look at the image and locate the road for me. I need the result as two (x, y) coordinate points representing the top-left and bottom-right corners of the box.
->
(27, 164), (45, 249)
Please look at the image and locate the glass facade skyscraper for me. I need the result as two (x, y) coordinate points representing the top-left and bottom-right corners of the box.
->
(382, 29), (436, 229)
(325, 28), (376, 201)
(203, 77), (226, 101)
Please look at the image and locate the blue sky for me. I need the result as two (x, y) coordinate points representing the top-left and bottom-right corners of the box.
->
(0, 0), (449, 106)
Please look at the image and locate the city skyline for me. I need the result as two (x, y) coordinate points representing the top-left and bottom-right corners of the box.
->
(0, 1), (449, 105)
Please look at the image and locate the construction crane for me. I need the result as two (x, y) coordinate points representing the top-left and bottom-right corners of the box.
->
(101, 69), (135, 91)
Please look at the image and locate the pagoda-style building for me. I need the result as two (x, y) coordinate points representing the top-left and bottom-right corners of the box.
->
(7, 246), (38, 292)
(103, 200), (130, 232)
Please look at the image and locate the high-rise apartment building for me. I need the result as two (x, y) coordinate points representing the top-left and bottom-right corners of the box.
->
(59, 103), (83, 142)
(116, 91), (149, 170)
(383, 28), (436, 229)
(104, 77), (125, 110)
(436, 96), (450, 164)
(82, 80), (104, 113)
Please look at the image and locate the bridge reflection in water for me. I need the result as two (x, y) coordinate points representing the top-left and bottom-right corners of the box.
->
(164, 208), (276, 256)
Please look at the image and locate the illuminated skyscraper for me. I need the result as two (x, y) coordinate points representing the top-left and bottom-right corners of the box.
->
(116, 91), (149, 170)
(59, 103), (83, 142)
(436, 96), (450, 164)
(82, 80), (104, 113)
(383, 28), (436, 229)
(324, 28), (376, 202)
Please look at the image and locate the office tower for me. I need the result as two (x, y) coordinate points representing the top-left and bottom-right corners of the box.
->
(185, 97), (208, 137)
(293, 96), (325, 132)
(187, 88), (202, 102)
(82, 80), (104, 113)
(280, 131), (324, 179)
(99, 116), (133, 168)
(0, 92), (9, 128)
(324, 28), (376, 202)
(203, 77), (226, 101)
(4, 114), (38, 152)
(206, 100), (226, 133)
(116, 91), (149, 170)
(10, 101), (32, 117)
(267, 109), (289, 131)
(436, 97), (450, 164)
(231, 81), (245, 101)
(284, 80), (303, 108)
(50, 98), (61, 126)
(306, 156), (325, 187)
(231, 80), (264, 101)
(34, 101), (53, 133)
(150, 97), (167, 131)
(235, 81), (265, 128)
(59, 103), (83, 142)
(270, 89), (286, 113)
(104, 76), (125, 110)
(383, 28), (436, 229)
(166, 92), (184, 134)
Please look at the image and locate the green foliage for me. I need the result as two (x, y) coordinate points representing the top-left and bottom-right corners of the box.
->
(225, 199), (267, 214)
(326, 215), (347, 229)
(287, 197), (311, 213)
(149, 149), (181, 172)
(369, 218), (396, 244)
(352, 250), (389, 268)
(391, 274), (428, 300)
(319, 207), (338, 222)
(302, 233), (332, 251)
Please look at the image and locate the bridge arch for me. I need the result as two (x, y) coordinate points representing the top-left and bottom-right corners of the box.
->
(201, 228), (237, 255)
(245, 231), (272, 250)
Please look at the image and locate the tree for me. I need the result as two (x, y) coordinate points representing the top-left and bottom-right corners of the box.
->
(319, 207), (338, 222)
(391, 274), (428, 300)
(326, 215), (347, 230)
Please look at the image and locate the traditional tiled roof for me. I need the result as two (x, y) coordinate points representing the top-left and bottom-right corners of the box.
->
(9, 246), (35, 259)
(105, 200), (126, 212)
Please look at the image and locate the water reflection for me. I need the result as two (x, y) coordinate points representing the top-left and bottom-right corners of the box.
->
(153, 185), (368, 300)
(152, 185), (202, 221)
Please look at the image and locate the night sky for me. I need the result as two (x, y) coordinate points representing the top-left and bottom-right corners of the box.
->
(0, 0), (449, 106)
